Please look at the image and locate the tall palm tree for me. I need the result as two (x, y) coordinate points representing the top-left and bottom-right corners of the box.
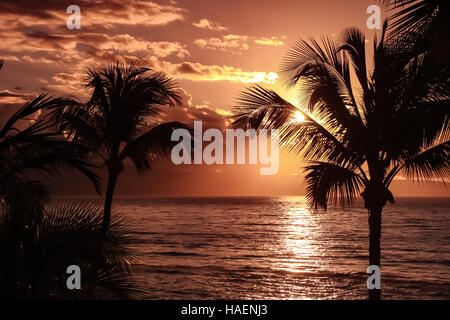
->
(53, 61), (189, 234)
(233, 25), (449, 300)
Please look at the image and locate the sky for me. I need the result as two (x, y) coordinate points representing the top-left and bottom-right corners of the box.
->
(0, 0), (448, 197)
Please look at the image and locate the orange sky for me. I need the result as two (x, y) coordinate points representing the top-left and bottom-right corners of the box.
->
(0, 0), (448, 197)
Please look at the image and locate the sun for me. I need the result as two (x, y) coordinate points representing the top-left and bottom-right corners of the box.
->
(293, 110), (305, 122)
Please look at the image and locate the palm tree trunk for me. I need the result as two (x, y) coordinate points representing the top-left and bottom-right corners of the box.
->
(368, 205), (382, 300)
(88, 170), (119, 299)
(102, 170), (119, 235)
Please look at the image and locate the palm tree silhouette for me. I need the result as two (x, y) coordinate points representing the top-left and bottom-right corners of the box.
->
(381, 0), (450, 70)
(0, 59), (117, 298)
(53, 61), (189, 234)
(381, 0), (448, 34)
(0, 199), (143, 299)
(233, 25), (449, 300)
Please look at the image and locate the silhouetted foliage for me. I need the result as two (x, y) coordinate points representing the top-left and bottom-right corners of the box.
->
(0, 60), (101, 204)
(0, 197), (143, 299)
(380, 0), (450, 70)
(381, 0), (445, 35)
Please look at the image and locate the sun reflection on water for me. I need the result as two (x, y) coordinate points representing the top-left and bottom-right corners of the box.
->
(275, 198), (329, 275)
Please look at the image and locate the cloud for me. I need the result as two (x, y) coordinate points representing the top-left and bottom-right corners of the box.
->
(0, 0), (185, 28)
(254, 36), (286, 46)
(47, 53), (279, 88)
(0, 89), (35, 104)
(51, 72), (83, 84)
(83, 34), (189, 58)
(63, 54), (279, 85)
(194, 34), (249, 54)
(1, 56), (20, 62)
(0, 90), (28, 99)
(2, 31), (189, 59)
(0, 1), (278, 104)
(45, 71), (88, 98)
(146, 41), (189, 58)
(194, 34), (284, 54)
(158, 88), (230, 130)
(147, 57), (279, 84)
(193, 18), (228, 31)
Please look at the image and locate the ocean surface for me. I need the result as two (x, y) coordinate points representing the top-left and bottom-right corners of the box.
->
(62, 196), (450, 299)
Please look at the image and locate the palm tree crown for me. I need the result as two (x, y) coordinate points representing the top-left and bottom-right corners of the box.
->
(53, 61), (189, 232)
(234, 26), (449, 208)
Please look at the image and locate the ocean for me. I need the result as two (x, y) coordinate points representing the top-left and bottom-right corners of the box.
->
(62, 196), (450, 299)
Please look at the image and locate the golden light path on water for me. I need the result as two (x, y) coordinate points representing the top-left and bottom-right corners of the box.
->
(266, 198), (331, 299)
(280, 205), (323, 273)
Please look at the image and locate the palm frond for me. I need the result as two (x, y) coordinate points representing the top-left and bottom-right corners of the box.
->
(0, 95), (67, 137)
(380, 48), (450, 161)
(280, 36), (345, 87)
(401, 140), (450, 183)
(232, 86), (364, 169)
(0, 201), (143, 299)
(120, 122), (192, 172)
(280, 36), (367, 151)
(233, 85), (298, 130)
(43, 201), (143, 299)
(1, 134), (102, 194)
(338, 28), (369, 97)
(304, 161), (366, 209)
(0, 96), (102, 196)
(381, 0), (440, 35)
(51, 100), (105, 150)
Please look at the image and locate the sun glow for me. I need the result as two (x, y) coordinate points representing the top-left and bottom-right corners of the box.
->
(293, 110), (305, 122)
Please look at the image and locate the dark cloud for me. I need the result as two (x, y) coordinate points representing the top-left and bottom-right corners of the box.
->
(0, 0), (62, 19)
(0, 0), (185, 27)
(176, 62), (201, 74)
